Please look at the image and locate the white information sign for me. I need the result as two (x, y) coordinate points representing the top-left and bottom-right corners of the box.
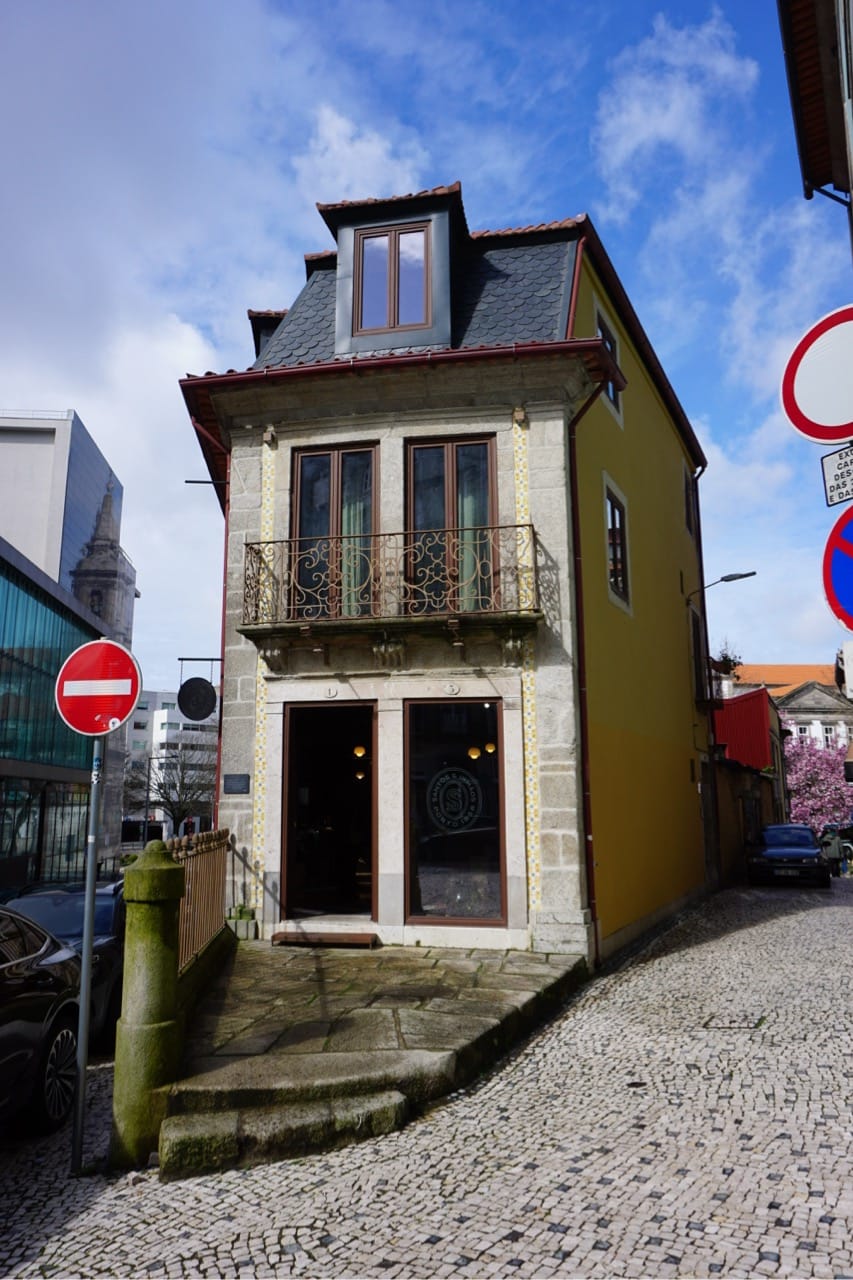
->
(822, 444), (853, 507)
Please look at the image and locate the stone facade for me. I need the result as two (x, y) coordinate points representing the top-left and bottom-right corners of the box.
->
(181, 183), (711, 965)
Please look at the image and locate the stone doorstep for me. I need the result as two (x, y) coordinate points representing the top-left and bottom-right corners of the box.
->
(159, 1089), (409, 1179)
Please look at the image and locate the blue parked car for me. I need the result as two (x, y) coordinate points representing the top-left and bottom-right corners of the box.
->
(747, 824), (832, 888)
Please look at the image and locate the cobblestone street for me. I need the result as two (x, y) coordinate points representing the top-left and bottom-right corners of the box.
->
(2, 880), (851, 1279)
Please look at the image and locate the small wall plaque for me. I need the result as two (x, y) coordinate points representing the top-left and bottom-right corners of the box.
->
(223, 773), (251, 795)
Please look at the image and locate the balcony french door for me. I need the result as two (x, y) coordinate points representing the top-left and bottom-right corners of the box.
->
(293, 446), (375, 619)
(407, 439), (495, 614)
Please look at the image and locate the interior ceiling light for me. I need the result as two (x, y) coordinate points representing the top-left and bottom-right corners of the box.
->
(467, 746), (481, 760)
(353, 745), (366, 758)
(355, 770), (366, 780)
(484, 742), (496, 754)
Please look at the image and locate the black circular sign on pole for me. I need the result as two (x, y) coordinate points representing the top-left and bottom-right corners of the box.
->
(177, 677), (217, 721)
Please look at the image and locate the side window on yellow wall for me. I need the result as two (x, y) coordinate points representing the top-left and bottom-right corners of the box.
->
(684, 466), (697, 537)
(595, 299), (623, 424)
(605, 485), (630, 608)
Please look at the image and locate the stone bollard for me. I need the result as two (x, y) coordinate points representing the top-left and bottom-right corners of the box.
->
(110, 840), (185, 1169)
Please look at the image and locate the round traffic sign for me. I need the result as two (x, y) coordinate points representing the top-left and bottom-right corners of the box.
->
(781, 305), (853, 443)
(55, 639), (142, 736)
(823, 505), (853, 629)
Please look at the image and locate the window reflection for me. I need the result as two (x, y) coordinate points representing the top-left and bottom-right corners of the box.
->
(407, 701), (503, 921)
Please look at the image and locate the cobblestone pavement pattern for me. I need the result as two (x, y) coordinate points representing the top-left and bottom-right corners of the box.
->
(2, 881), (851, 1278)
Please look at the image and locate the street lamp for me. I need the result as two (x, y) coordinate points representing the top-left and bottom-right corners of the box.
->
(687, 571), (756, 606)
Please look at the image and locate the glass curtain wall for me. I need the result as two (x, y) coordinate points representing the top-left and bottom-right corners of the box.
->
(1, 557), (97, 881)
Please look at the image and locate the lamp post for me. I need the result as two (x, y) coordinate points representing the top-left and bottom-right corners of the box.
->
(687, 570), (756, 606)
(142, 754), (154, 847)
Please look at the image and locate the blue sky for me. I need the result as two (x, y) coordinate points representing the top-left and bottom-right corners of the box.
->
(2, 0), (850, 686)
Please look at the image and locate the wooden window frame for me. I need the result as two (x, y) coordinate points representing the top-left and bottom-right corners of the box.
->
(403, 697), (507, 927)
(353, 222), (431, 336)
(605, 485), (630, 607)
(595, 303), (623, 420)
(290, 443), (378, 620)
(405, 436), (498, 615)
(405, 436), (498, 532)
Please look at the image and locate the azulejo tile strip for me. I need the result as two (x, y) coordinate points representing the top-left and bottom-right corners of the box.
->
(251, 438), (276, 915)
(513, 411), (541, 913)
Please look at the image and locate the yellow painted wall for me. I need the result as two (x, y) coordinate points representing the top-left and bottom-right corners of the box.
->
(573, 261), (710, 945)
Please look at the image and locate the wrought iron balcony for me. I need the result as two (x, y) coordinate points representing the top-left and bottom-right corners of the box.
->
(242, 525), (539, 629)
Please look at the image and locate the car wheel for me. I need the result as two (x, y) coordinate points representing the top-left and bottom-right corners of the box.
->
(32, 1019), (78, 1131)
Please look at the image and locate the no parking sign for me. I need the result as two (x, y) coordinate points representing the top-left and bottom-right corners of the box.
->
(823, 506), (853, 628)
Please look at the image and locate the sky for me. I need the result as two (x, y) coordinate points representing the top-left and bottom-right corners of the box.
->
(2, 0), (851, 687)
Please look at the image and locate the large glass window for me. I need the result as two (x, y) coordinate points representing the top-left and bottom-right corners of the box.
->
(293, 446), (375, 619)
(406, 700), (503, 922)
(0, 560), (96, 769)
(0, 777), (89, 882)
(354, 224), (429, 334)
(407, 438), (494, 614)
(60, 418), (123, 600)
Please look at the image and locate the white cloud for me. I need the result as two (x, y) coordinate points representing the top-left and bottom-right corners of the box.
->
(592, 8), (759, 225)
(0, 315), (224, 689)
(292, 105), (428, 209)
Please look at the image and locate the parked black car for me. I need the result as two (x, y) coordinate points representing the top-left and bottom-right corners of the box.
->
(3, 881), (125, 1042)
(747, 824), (832, 888)
(0, 906), (80, 1132)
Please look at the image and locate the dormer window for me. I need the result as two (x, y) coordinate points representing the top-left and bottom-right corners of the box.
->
(332, 206), (450, 357)
(355, 223), (430, 334)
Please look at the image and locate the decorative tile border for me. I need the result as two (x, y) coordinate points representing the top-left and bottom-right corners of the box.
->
(513, 410), (541, 913)
(251, 437), (277, 914)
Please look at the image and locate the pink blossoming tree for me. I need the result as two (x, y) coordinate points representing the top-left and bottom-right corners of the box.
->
(783, 732), (851, 830)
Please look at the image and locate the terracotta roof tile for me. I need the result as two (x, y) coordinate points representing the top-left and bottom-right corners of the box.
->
(471, 215), (587, 239)
(316, 182), (461, 214)
(735, 663), (837, 698)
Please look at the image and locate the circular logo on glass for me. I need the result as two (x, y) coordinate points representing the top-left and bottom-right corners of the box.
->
(427, 768), (483, 832)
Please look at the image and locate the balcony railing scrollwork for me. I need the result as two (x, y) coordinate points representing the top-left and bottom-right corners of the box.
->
(243, 525), (539, 627)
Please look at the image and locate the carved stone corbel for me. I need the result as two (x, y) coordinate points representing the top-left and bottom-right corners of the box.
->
(372, 635), (406, 669)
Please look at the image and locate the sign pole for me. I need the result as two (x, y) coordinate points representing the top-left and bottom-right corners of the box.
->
(70, 735), (103, 1175)
(54, 638), (142, 1172)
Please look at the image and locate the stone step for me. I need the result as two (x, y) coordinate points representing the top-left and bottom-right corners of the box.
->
(159, 1089), (409, 1178)
(165, 1049), (458, 1114)
(271, 930), (380, 948)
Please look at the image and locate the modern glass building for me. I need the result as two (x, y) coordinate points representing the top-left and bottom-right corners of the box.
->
(0, 534), (103, 885)
(0, 412), (138, 884)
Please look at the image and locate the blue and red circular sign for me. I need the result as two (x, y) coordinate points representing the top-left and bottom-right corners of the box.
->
(823, 506), (853, 629)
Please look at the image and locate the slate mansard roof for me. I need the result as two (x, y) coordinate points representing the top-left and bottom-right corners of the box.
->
(181, 182), (706, 506)
(255, 226), (579, 370)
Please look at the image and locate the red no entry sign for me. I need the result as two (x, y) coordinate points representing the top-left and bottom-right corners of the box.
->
(781, 305), (853, 443)
(55, 639), (142, 736)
